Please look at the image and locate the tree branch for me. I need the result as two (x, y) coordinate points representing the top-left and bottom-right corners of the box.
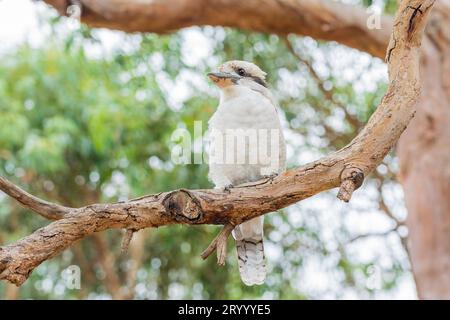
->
(42, 0), (393, 59)
(337, 167), (365, 202)
(201, 223), (234, 265)
(120, 229), (135, 254)
(0, 176), (70, 220)
(0, 0), (434, 286)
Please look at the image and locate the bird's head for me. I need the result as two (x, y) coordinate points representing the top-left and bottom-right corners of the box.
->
(207, 60), (267, 89)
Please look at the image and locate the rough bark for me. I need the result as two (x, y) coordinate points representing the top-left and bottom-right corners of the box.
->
(42, 0), (392, 59)
(397, 0), (450, 299)
(0, 0), (434, 286)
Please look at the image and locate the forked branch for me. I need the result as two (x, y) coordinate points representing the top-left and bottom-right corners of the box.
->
(201, 224), (235, 265)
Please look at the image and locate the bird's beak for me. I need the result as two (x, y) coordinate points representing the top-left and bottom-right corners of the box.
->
(207, 72), (240, 87)
(207, 72), (231, 80)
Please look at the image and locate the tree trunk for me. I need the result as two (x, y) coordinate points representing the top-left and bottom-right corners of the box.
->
(398, 2), (450, 299)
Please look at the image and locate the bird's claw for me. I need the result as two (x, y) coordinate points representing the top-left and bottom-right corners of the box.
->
(263, 173), (279, 183)
(223, 184), (234, 193)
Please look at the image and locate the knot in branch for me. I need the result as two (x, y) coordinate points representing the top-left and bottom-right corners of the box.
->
(337, 167), (365, 202)
(162, 189), (203, 223)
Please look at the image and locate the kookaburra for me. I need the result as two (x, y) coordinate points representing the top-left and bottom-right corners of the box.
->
(207, 61), (286, 285)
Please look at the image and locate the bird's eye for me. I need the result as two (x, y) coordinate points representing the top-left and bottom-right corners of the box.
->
(237, 68), (246, 76)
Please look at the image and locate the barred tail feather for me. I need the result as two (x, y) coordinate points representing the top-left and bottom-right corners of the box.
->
(232, 217), (266, 286)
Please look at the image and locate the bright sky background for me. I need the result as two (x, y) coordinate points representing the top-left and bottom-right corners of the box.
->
(0, 0), (416, 300)
(0, 0), (44, 51)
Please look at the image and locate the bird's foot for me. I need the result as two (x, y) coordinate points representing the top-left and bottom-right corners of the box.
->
(263, 173), (279, 183)
(223, 184), (234, 193)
